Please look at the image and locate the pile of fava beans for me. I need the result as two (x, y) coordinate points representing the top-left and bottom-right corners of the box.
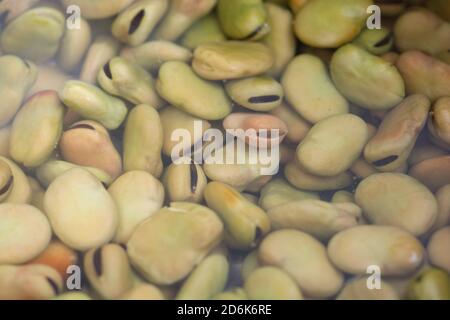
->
(0, 0), (449, 300)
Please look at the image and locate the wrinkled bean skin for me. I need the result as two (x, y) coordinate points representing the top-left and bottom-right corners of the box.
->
(355, 173), (438, 236)
(328, 225), (425, 276)
(364, 95), (431, 171)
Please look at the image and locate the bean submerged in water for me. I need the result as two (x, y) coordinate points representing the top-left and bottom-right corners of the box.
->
(0, 0), (448, 301)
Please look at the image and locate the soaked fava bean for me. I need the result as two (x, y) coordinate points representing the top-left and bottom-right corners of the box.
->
(84, 244), (133, 299)
(409, 156), (450, 192)
(259, 178), (319, 211)
(163, 162), (207, 204)
(296, 114), (368, 177)
(331, 44), (405, 110)
(160, 106), (211, 157)
(36, 160), (113, 188)
(396, 50), (450, 101)
(59, 120), (122, 179)
(223, 113), (288, 147)
(294, 0), (372, 48)
(263, 3), (296, 77)
(58, 17), (92, 73)
(0, 204), (51, 264)
(157, 61), (231, 120)
(394, 8), (450, 55)
(0, 156), (32, 204)
(204, 181), (271, 249)
(1, 7), (65, 63)
(44, 168), (118, 251)
(28, 240), (78, 281)
(192, 41), (274, 81)
(407, 268), (450, 300)
(284, 161), (353, 191)
(123, 104), (164, 178)
(59, 80), (127, 130)
(0, 55), (37, 127)
(218, 0), (269, 41)
(288, 0), (308, 13)
(80, 36), (120, 84)
(225, 76), (284, 112)
(270, 102), (311, 144)
(10, 91), (64, 168)
(259, 229), (344, 299)
(121, 41), (193, 72)
(98, 57), (164, 108)
(60, 0), (135, 20)
(181, 14), (226, 49)
(428, 97), (450, 148)
(427, 227), (450, 273)
(154, 0), (217, 41)
(328, 225), (425, 276)
(176, 249), (229, 300)
(282, 54), (348, 123)
(127, 202), (224, 285)
(0, 264), (62, 300)
(364, 95), (431, 171)
(112, 0), (169, 46)
(108, 171), (165, 244)
(355, 173), (438, 236)
(267, 199), (361, 241)
(375, 0), (406, 17)
(244, 267), (303, 300)
(381, 51), (400, 64)
(337, 277), (399, 300)
(353, 27), (394, 55)
(120, 284), (165, 300)
(0, 159), (13, 202)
